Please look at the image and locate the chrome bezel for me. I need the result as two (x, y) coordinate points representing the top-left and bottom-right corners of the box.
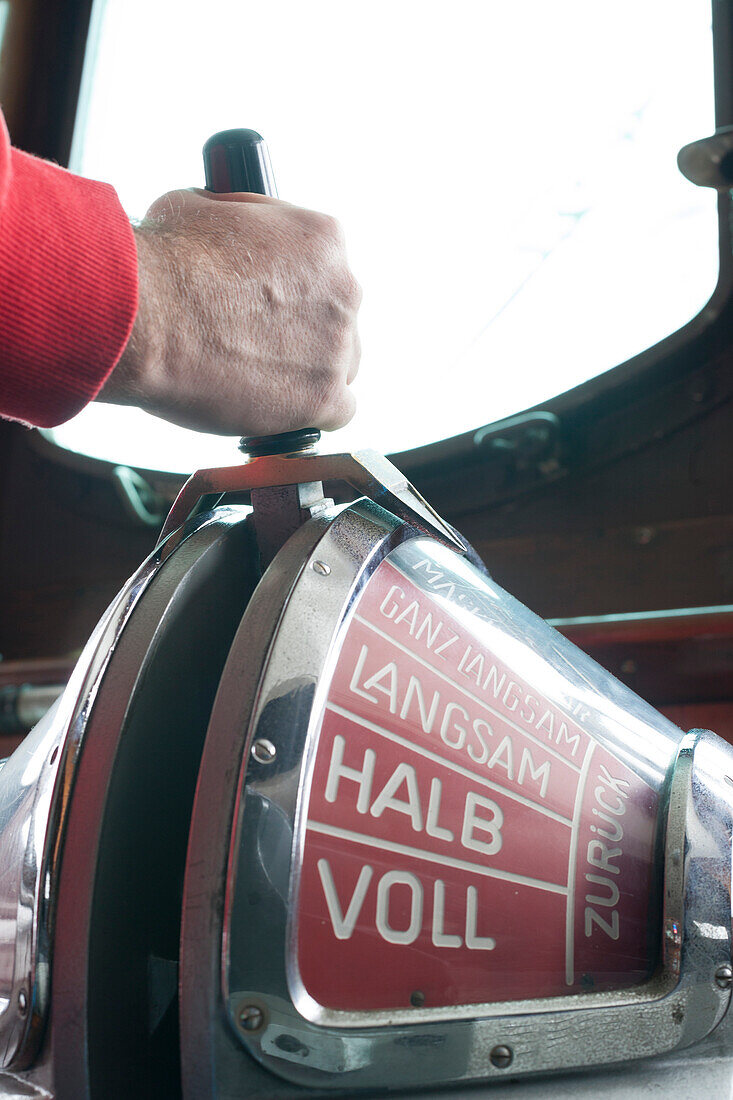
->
(0, 505), (247, 1070)
(221, 501), (733, 1090)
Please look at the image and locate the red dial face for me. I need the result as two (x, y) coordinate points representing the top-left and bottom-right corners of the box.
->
(294, 545), (660, 1013)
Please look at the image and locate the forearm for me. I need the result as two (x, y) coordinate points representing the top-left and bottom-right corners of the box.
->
(0, 111), (138, 429)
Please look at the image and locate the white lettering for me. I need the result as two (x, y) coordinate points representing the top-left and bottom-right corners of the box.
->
(503, 681), (520, 712)
(394, 600), (420, 633)
(362, 661), (399, 713)
(592, 809), (624, 842)
(465, 885), (496, 950)
(370, 762), (423, 831)
(595, 788), (626, 816)
(415, 612), (442, 650)
(434, 632), (459, 658)
(400, 675), (440, 734)
(425, 777), (454, 842)
(587, 840), (622, 875)
(440, 701), (469, 751)
(585, 906), (620, 940)
(432, 879), (462, 947)
(325, 734), (375, 813)
(317, 859), (372, 939)
(411, 559), (455, 596)
(487, 735), (513, 779)
(461, 792), (504, 856)
(585, 873), (620, 908)
(556, 722), (581, 756)
(597, 764), (630, 800)
(463, 650), (485, 685)
(349, 644), (378, 704)
(517, 747), (551, 799)
(468, 718), (491, 765)
(519, 694), (539, 726)
(379, 585), (404, 620)
(317, 863), (502, 953)
(483, 664), (506, 699)
(375, 871), (423, 944)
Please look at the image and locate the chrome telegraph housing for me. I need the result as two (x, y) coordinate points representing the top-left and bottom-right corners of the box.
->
(176, 444), (733, 1096)
(0, 440), (731, 1098)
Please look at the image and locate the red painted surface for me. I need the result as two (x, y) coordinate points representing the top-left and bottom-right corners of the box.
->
(296, 557), (658, 1013)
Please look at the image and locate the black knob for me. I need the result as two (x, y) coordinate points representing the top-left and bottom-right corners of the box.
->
(203, 129), (318, 456)
(203, 128), (278, 197)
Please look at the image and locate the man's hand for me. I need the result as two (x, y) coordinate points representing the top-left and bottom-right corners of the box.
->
(100, 188), (361, 435)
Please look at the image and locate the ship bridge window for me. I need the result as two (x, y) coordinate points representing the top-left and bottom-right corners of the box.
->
(47, 0), (717, 473)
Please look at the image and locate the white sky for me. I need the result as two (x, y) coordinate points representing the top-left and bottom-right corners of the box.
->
(53, 0), (718, 473)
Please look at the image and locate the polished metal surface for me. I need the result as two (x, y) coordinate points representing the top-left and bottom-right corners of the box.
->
(14, 688), (63, 732)
(179, 498), (420, 1099)
(0, 505), (245, 1071)
(50, 504), (258, 1100)
(250, 481), (333, 568)
(227, 722), (733, 1090)
(157, 447), (465, 553)
(0, 686), (64, 736)
(0, 1071), (52, 1099)
(215, 527), (733, 1091)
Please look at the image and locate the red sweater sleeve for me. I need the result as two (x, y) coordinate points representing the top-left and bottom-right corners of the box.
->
(0, 111), (138, 428)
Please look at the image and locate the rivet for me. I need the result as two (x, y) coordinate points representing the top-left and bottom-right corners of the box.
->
(251, 739), (277, 765)
(238, 1004), (265, 1031)
(489, 1044), (513, 1069)
(312, 560), (331, 576)
(410, 990), (425, 1008)
(18, 990), (27, 1015)
(715, 964), (732, 990)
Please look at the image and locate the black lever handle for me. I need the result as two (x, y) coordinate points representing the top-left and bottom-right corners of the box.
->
(202, 129), (320, 457)
(203, 128), (278, 197)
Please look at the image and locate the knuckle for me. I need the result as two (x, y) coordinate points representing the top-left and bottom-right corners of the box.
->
(304, 360), (354, 430)
(299, 208), (343, 243)
(316, 360), (345, 400)
(324, 306), (355, 357)
(344, 272), (362, 308)
(144, 189), (190, 225)
(320, 212), (344, 242)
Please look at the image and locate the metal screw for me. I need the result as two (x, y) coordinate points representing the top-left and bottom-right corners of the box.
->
(17, 990), (27, 1015)
(238, 1004), (265, 1031)
(410, 990), (425, 1008)
(312, 560), (331, 576)
(251, 739), (277, 765)
(489, 1044), (513, 1069)
(715, 964), (733, 990)
(620, 659), (637, 676)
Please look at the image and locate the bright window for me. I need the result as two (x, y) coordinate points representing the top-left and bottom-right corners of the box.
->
(50, 0), (718, 473)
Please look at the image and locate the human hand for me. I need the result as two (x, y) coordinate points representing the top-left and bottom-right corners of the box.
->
(99, 188), (361, 435)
